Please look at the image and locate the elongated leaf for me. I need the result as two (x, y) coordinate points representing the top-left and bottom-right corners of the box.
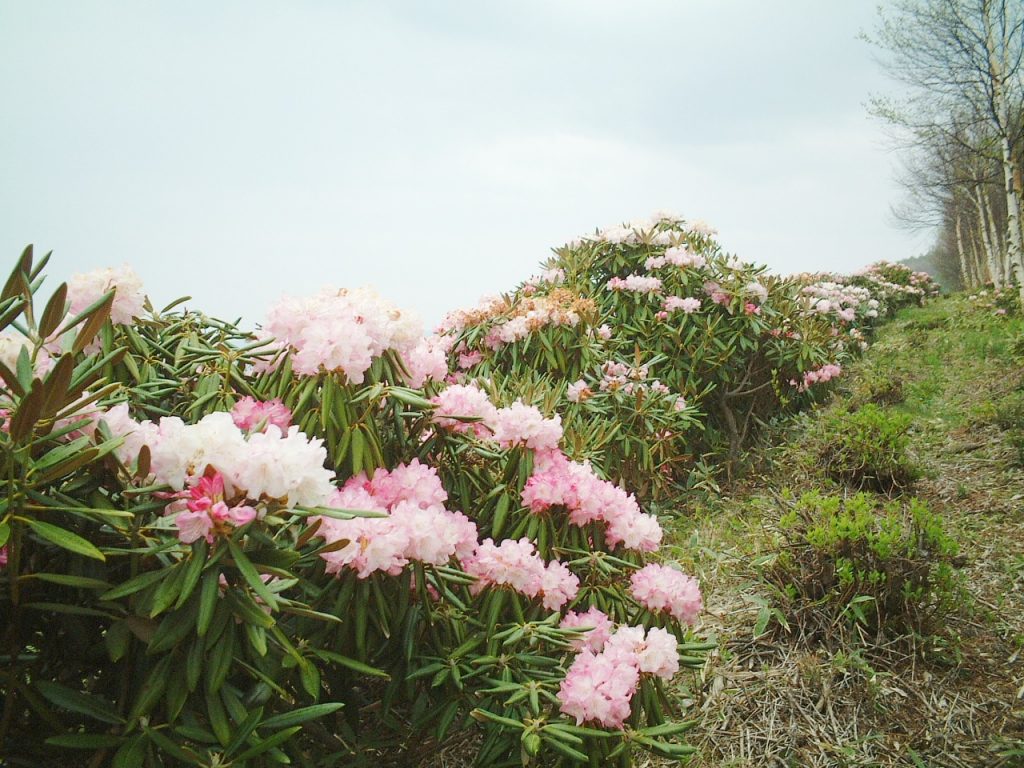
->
(227, 539), (278, 610)
(259, 702), (344, 731)
(25, 518), (105, 561)
(232, 726), (302, 761)
(36, 681), (124, 724)
(38, 282), (68, 339)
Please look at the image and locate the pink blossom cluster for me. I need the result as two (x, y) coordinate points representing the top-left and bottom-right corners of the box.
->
(462, 537), (579, 610)
(630, 563), (703, 625)
(645, 246), (707, 271)
(479, 296), (584, 351)
(566, 380), (592, 403)
(67, 265), (146, 326)
(598, 361), (648, 392)
(557, 624), (679, 728)
(402, 335), (450, 388)
(100, 407), (335, 508)
(704, 281), (732, 307)
(230, 397), (292, 432)
(317, 460), (478, 579)
(522, 267), (566, 294)
(0, 332), (52, 377)
(520, 449), (662, 552)
(430, 386), (563, 450)
(430, 383), (499, 437)
(801, 280), (878, 324)
(791, 362), (842, 392)
(492, 401), (563, 451)
(606, 274), (663, 294)
(662, 296), (702, 314)
(259, 287), (424, 383)
(172, 471), (257, 544)
(560, 607), (615, 652)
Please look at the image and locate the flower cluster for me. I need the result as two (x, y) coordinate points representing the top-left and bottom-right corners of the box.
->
(520, 449), (662, 551)
(792, 362), (842, 392)
(100, 407), (334, 508)
(606, 274), (663, 294)
(230, 396), (292, 432)
(67, 265), (146, 326)
(172, 471), (257, 544)
(317, 459), (478, 578)
(462, 537), (579, 610)
(430, 383), (499, 437)
(557, 624), (680, 728)
(258, 287), (424, 383)
(645, 245), (707, 271)
(402, 335), (450, 388)
(662, 295), (702, 314)
(630, 563), (703, 625)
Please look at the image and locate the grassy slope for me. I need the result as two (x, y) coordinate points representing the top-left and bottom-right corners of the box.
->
(666, 295), (1024, 768)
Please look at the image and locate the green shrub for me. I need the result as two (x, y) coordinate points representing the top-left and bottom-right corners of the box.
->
(770, 491), (960, 636)
(818, 404), (919, 492)
(848, 370), (905, 408)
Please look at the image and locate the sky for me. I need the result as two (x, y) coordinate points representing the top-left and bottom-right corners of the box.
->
(0, 0), (931, 328)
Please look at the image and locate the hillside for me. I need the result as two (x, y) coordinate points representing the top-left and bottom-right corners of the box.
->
(671, 294), (1024, 767)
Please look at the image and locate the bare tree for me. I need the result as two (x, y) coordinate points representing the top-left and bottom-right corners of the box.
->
(866, 0), (1024, 299)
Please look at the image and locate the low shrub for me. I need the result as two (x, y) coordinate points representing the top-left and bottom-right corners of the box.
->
(769, 491), (961, 636)
(848, 369), (906, 408)
(818, 404), (919, 493)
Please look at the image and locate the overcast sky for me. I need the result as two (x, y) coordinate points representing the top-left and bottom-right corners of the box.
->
(0, 1), (929, 328)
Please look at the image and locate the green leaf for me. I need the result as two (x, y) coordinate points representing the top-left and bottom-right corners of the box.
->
(36, 681), (124, 725)
(227, 539), (279, 611)
(232, 726), (302, 762)
(28, 573), (111, 590)
(196, 568), (220, 637)
(25, 518), (105, 561)
(38, 282), (68, 339)
(315, 649), (390, 678)
(101, 568), (167, 601)
(45, 733), (126, 749)
(259, 702), (344, 731)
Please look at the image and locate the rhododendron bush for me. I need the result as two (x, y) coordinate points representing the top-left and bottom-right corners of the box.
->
(0, 247), (710, 767)
(439, 213), (938, 488)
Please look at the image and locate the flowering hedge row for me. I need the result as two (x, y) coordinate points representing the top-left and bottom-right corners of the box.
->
(437, 213), (936, 496)
(0, 224), (935, 767)
(0, 246), (712, 767)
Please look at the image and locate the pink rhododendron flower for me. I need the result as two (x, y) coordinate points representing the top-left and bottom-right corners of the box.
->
(368, 458), (448, 510)
(231, 397), (292, 432)
(557, 648), (639, 728)
(259, 287), (423, 383)
(402, 335), (449, 388)
(492, 402), (563, 451)
(606, 274), (663, 293)
(596, 324), (612, 340)
(67, 265), (146, 326)
(316, 463), (477, 578)
(0, 545), (7, 567)
(462, 537), (579, 610)
(170, 471), (258, 544)
(560, 607), (615, 653)
(630, 563), (702, 625)
(744, 302), (761, 315)
(520, 450), (663, 552)
(663, 296), (701, 314)
(430, 383), (499, 437)
(566, 380), (591, 403)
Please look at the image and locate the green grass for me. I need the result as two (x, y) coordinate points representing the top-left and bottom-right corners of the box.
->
(672, 293), (1024, 768)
